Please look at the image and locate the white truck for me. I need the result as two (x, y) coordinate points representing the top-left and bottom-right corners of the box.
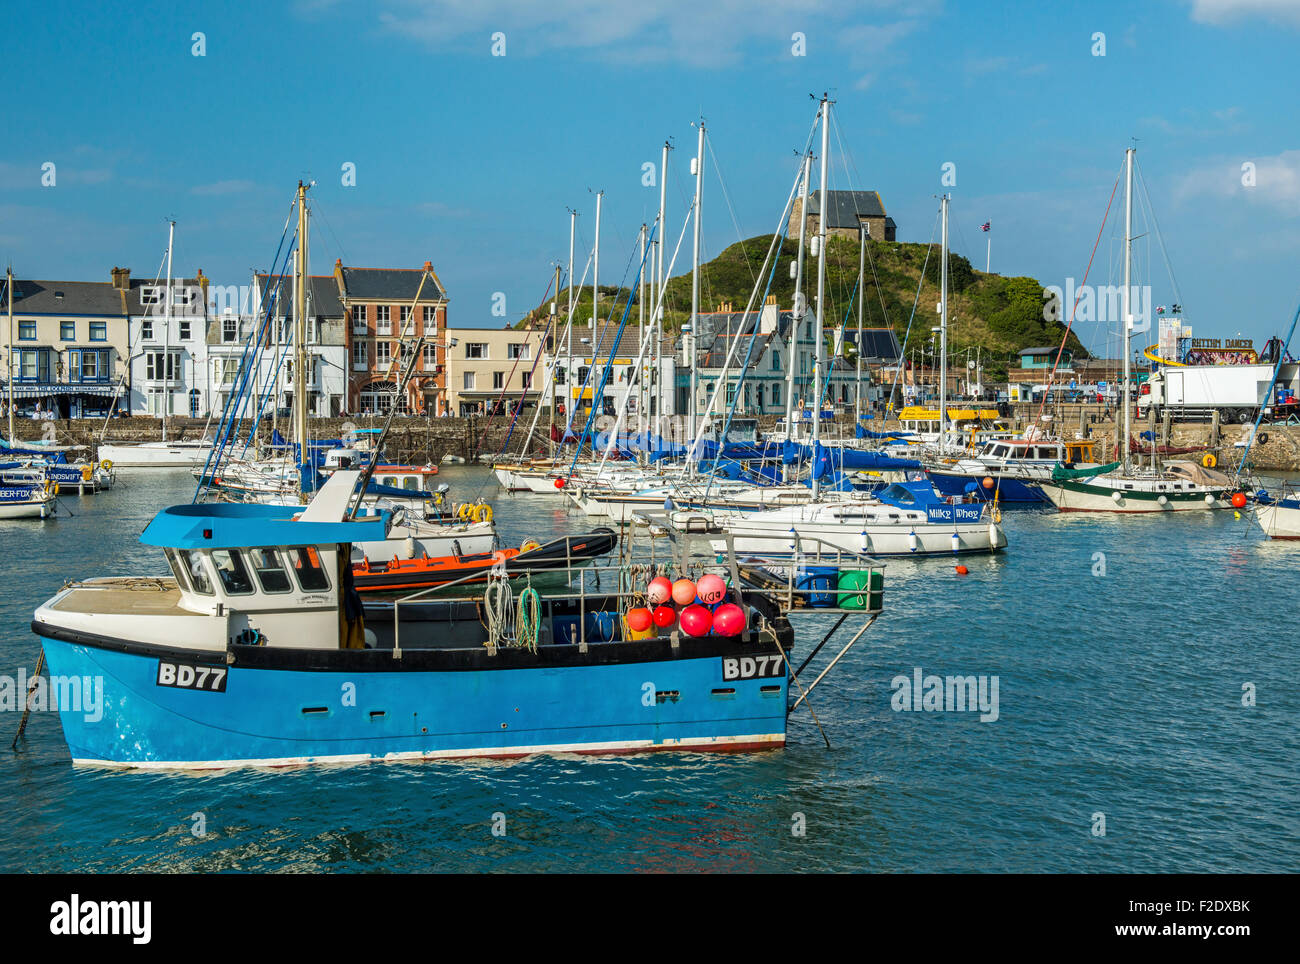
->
(1138, 363), (1300, 423)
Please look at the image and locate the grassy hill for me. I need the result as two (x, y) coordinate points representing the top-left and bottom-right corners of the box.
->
(516, 234), (1087, 382)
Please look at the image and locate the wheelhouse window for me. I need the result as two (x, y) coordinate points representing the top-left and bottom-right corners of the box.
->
(249, 548), (292, 593)
(288, 547), (330, 592)
(179, 550), (214, 595)
(210, 549), (255, 595)
(165, 549), (192, 592)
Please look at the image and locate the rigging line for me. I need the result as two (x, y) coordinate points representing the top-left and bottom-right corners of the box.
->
(704, 134), (758, 290)
(1034, 161), (1124, 425)
(1133, 157), (1183, 311)
(888, 206), (941, 408)
(308, 197), (350, 269)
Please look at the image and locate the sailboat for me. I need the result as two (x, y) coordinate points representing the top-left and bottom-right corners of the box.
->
(704, 105), (1004, 557)
(98, 222), (215, 468)
(1040, 148), (1240, 513)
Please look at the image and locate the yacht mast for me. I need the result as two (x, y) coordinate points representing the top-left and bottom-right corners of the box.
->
(784, 151), (812, 444)
(593, 190), (602, 432)
(939, 194), (949, 453)
(690, 120), (705, 447)
(294, 181), (309, 496)
(656, 140), (670, 435)
(812, 94), (830, 501)
(1122, 147), (1134, 475)
(856, 226), (865, 424)
(566, 208), (575, 433)
(163, 219), (174, 441)
(6, 266), (13, 445)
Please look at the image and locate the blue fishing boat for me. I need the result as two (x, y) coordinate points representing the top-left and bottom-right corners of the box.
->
(30, 469), (835, 769)
(0, 468), (57, 519)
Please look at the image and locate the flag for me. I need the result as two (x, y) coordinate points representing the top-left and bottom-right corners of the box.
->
(981, 221), (990, 232)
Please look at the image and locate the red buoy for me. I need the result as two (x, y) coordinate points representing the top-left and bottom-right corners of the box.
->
(554, 477), (566, 489)
(625, 607), (653, 633)
(955, 565), (969, 575)
(1231, 492), (1247, 508)
(710, 603), (746, 636)
(679, 604), (713, 637)
(651, 605), (677, 628)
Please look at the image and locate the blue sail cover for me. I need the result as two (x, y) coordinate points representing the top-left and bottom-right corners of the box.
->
(0, 441), (69, 464)
(793, 442), (922, 477)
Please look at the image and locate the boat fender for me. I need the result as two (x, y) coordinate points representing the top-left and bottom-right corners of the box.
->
(1111, 491), (1122, 502)
(521, 539), (541, 553)
(1201, 453), (1217, 468)
(1258, 432), (1269, 445)
(1157, 495), (1168, 506)
(1204, 493), (1215, 506)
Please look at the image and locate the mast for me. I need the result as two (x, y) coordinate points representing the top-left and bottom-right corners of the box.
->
(656, 140), (670, 435)
(638, 222), (646, 425)
(690, 120), (705, 447)
(294, 180), (309, 495)
(1122, 147), (1134, 475)
(785, 151), (812, 444)
(549, 263), (560, 445)
(6, 266), (12, 445)
(856, 226), (865, 424)
(593, 190), (602, 431)
(939, 194), (949, 453)
(163, 219), (174, 441)
(812, 95), (830, 501)
(566, 208), (576, 435)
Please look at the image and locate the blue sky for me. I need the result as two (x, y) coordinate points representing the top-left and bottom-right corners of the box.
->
(2, 0), (1298, 356)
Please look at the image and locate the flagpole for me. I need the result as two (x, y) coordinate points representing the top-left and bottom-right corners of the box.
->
(986, 231), (991, 273)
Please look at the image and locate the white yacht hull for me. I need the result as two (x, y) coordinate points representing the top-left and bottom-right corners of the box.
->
(98, 441), (214, 467)
(1256, 500), (1300, 539)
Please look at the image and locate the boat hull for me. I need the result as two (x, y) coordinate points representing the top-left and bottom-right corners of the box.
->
(927, 471), (1047, 504)
(97, 442), (214, 467)
(1256, 499), (1300, 539)
(712, 519), (1005, 557)
(38, 633), (788, 769)
(1042, 478), (1230, 513)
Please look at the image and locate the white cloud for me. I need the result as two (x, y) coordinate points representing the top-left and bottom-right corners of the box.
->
(191, 179), (258, 196)
(360, 0), (935, 67)
(1174, 150), (1300, 213)
(1186, 0), (1300, 26)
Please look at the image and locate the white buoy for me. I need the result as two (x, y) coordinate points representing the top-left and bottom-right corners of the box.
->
(1204, 493), (1215, 506)
(988, 522), (1000, 546)
(1157, 495), (1168, 506)
(1111, 491), (1122, 503)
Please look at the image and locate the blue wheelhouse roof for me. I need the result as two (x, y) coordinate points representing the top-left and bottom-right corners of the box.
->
(140, 502), (390, 551)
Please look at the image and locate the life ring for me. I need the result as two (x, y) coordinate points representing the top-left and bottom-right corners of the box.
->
(520, 539), (541, 552)
(473, 503), (493, 524)
(456, 503), (472, 522)
(80, 465), (93, 482)
(53, 481), (60, 495)
(100, 459), (113, 471)
(1201, 453), (1217, 468)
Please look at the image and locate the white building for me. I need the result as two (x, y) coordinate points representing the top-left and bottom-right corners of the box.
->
(124, 271), (212, 417)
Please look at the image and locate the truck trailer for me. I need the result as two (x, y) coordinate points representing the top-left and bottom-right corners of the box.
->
(1138, 363), (1300, 423)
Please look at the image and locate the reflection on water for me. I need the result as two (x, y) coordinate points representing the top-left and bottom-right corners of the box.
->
(2, 466), (1297, 872)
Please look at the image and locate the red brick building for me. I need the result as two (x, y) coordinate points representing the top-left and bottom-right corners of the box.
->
(334, 260), (448, 415)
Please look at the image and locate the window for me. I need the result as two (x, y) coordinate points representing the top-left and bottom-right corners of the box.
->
(172, 285), (193, 307)
(423, 305), (437, 325)
(555, 366), (566, 385)
(179, 320), (191, 341)
(210, 550), (254, 595)
(288, 547), (330, 592)
(189, 389), (200, 417)
(578, 366), (590, 383)
(466, 343), (486, 359)
(507, 343), (529, 360)
(217, 358), (239, 385)
(249, 548), (292, 593)
(463, 371), (475, 390)
(223, 315), (238, 342)
(400, 306), (412, 325)
(60, 321), (75, 341)
(18, 321), (35, 340)
(146, 351), (181, 381)
(351, 306), (367, 332)
(140, 286), (162, 306)
(522, 372), (532, 389)
(78, 350), (105, 382)
(772, 384), (781, 406)
(141, 319), (154, 340)
(376, 341), (392, 366)
(772, 351), (781, 371)
(90, 322), (107, 342)
(422, 343), (438, 367)
(352, 341), (368, 369)
(179, 550), (214, 595)
(376, 305), (391, 334)
(493, 371), (504, 390)
(165, 550), (191, 592)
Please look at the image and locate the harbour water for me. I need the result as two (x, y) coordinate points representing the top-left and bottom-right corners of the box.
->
(2, 467), (1297, 872)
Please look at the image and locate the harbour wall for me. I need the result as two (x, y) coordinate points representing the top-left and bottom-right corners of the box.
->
(6, 411), (1299, 472)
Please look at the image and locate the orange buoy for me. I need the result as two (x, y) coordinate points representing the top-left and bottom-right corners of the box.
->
(1231, 492), (1247, 508)
(955, 565), (969, 575)
(982, 477), (995, 490)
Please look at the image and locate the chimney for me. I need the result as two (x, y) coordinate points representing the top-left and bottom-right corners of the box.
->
(111, 266), (130, 290)
(196, 267), (208, 299)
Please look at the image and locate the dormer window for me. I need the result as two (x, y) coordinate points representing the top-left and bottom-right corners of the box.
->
(140, 286), (163, 306)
